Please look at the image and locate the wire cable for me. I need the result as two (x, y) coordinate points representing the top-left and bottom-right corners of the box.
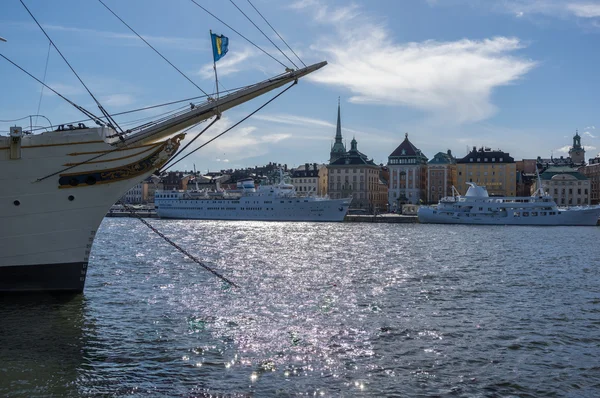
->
(0, 53), (105, 125)
(120, 201), (238, 288)
(246, 0), (306, 68)
(166, 81), (297, 170)
(97, 0), (210, 97)
(19, 0), (123, 133)
(229, 0), (297, 69)
(189, 0), (288, 69)
(34, 41), (51, 128)
(159, 116), (220, 172)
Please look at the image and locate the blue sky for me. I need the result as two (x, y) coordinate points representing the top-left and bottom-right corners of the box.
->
(1, 0), (600, 172)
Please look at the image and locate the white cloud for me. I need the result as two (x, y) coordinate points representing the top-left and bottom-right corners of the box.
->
(556, 145), (571, 153)
(583, 131), (596, 138)
(556, 144), (597, 153)
(566, 3), (600, 18)
(179, 115), (292, 165)
(197, 48), (256, 79)
(252, 113), (362, 135)
(489, 1), (600, 22)
(43, 82), (85, 96)
(295, 2), (537, 124)
(585, 125), (596, 129)
(101, 94), (135, 107)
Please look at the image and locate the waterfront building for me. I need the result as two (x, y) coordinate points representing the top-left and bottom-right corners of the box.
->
(161, 171), (193, 191)
(120, 176), (161, 204)
(456, 147), (516, 196)
(318, 164), (328, 196)
(535, 166), (590, 205)
(143, 176), (161, 204)
(121, 181), (144, 204)
(291, 163), (320, 195)
(325, 102), (387, 211)
(387, 133), (428, 209)
(427, 150), (456, 203)
(516, 159), (537, 196)
(580, 154), (600, 204)
(328, 138), (387, 212)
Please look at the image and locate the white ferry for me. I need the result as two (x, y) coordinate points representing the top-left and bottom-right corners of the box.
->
(418, 182), (600, 226)
(155, 178), (351, 222)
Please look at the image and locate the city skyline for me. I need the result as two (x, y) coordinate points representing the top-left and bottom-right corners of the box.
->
(1, 0), (599, 171)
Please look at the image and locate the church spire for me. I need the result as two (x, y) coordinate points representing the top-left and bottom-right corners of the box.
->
(329, 97), (347, 164)
(335, 96), (342, 143)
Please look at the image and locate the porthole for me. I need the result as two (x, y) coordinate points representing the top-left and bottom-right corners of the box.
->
(85, 176), (97, 185)
(68, 195), (75, 201)
(13, 200), (20, 206)
(69, 177), (79, 186)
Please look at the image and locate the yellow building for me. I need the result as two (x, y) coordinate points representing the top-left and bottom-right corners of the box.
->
(456, 147), (516, 196)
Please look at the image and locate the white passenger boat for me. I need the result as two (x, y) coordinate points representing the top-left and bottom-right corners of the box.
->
(155, 177), (351, 222)
(418, 182), (600, 226)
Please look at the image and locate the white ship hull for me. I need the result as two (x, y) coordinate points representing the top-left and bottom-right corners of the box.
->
(156, 196), (351, 222)
(0, 128), (181, 292)
(418, 206), (600, 226)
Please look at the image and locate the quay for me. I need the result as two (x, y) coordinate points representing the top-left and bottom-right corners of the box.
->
(344, 214), (418, 223)
(106, 210), (158, 218)
(105, 210), (418, 223)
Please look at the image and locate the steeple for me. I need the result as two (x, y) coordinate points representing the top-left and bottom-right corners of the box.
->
(329, 97), (347, 163)
(573, 129), (582, 149)
(569, 129), (585, 164)
(350, 136), (358, 151)
(335, 97), (342, 143)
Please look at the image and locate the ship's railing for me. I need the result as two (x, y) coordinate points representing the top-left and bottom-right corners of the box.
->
(440, 196), (459, 203)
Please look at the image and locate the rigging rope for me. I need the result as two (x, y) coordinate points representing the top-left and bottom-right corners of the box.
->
(118, 201), (239, 288)
(229, 0), (298, 69)
(159, 116), (221, 172)
(34, 41), (51, 128)
(27, 82), (258, 133)
(189, 0), (289, 69)
(165, 80), (297, 170)
(246, 0), (306, 68)
(19, 0), (124, 133)
(0, 53), (105, 126)
(97, 0), (210, 97)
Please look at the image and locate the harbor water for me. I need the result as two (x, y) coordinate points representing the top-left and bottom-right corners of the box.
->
(1, 218), (600, 396)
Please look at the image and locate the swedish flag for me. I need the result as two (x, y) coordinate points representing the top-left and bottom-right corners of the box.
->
(211, 32), (229, 62)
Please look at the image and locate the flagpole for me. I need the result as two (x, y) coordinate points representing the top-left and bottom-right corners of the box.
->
(210, 30), (219, 101)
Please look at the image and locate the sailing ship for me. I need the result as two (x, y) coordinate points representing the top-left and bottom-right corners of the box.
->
(418, 182), (600, 226)
(0, 3), (326, 292)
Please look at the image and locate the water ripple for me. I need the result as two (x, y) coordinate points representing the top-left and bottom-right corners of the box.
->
(1, 220), (600, 396)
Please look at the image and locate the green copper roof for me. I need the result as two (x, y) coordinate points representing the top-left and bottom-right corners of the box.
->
(540, 166), (588, 180)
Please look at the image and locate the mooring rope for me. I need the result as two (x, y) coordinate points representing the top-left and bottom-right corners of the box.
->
(119, 202), (239, 288)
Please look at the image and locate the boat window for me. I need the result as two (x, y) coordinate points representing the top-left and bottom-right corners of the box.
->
(514, 212), (520, 217)
(531, 212), (537, 216)
(523, 212), (529, 216)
